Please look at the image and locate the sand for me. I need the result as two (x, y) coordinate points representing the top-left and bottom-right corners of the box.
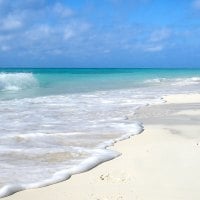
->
(3, 93), (200, 200)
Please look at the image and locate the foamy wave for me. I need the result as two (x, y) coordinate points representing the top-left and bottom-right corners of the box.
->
(0, 89), (148, 198)
(144, 77), (200, 86)
(0, 73), (38, 91)
(0, 148), (119, 198)
(171, 77), (200, 86)
(0, 122), (143, 198)
(144, 78), (166, 83)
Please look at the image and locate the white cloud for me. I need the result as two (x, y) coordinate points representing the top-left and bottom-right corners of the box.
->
(1, 45), (11, 52)
(0, 34), (12, 42)
(193, 0), (200, 10)
(144, 45), (163, 52)
(25, 25), (53, 42)
(103, 49), (111, 53)
(64, 28), (75, 40)
(49, 49), (63, 55)
(53, 3), (74, 18)
(63, 22), (90, 40)
(0, 1), (89, 56)
(0, 15), (23, 31)
(149, 28), (171, 42)
(140, 28), (172, 53)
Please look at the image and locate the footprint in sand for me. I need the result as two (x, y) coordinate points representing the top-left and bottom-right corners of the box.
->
(99, 172), (130, 183)
(100, 173), (109, 181)
(95, 196), (123, 200)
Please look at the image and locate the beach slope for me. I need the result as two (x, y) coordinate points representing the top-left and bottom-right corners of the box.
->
(3, 94), (200, 200)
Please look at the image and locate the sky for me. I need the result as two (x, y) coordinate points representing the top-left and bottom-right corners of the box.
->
(0, 0), (200, 68)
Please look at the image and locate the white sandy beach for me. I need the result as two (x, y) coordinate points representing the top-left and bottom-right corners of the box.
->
(3, 93), (200, 200)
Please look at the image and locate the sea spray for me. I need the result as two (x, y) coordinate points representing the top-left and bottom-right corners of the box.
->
(0, 73), (38, 91)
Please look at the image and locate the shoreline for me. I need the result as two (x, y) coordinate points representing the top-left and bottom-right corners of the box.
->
(3, 93), (200, 200)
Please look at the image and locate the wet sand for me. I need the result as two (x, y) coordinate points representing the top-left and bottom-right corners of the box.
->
(3, 93), (200, 200)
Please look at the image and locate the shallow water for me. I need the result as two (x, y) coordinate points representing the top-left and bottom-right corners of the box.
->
(0, 68), (200, 197)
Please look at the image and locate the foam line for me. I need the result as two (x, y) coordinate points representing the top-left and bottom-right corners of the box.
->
(0, 123), (143, 198)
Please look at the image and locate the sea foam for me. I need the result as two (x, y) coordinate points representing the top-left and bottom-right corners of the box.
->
(0, 73), (38, 91)
(0, 88), (149, 198)
(0, 71), (200, 198)
(144, 77), (200, 86)
(0, 120), (143, 198)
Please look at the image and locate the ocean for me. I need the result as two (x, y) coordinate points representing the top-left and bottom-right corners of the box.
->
(0, 68), (200, 197)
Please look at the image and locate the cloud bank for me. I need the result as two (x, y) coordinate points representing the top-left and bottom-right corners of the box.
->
(0, 0), (199, 67)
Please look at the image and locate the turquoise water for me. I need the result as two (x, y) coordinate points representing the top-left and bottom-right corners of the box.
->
(1, 68), (200, 100)
(0, 68), (200, 197)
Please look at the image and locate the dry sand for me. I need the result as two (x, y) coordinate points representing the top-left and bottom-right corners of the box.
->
(3, 93), (200, 200)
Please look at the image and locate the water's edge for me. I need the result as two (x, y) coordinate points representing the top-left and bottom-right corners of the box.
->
(1, 68), (200, 198)
(0, 91), (198, 198)
(0, 122), (144, 198)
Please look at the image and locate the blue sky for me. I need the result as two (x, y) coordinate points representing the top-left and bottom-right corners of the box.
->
(0, 0), (200, 68)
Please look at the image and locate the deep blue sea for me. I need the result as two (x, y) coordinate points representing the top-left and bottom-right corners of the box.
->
(0, 68), (200, 197)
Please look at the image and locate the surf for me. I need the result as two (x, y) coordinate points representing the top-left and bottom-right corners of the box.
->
(0, 73), (38, 91)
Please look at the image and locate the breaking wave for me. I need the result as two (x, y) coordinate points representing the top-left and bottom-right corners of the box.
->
(144, 77), (200, 86)
(0, 73), (38, 91)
